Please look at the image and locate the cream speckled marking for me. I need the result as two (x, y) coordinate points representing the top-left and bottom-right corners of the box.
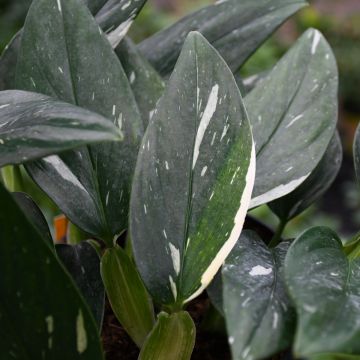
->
(169, 243), (180, 275)
(76, 309), (87, 354)
(311, 30), (322, 55)
(249, 265), (272, 276)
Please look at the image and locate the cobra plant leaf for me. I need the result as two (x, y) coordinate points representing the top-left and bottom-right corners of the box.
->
(138, 311), (196, 360)
(285, 227), (360, 358)
(0, 182), (103, 359)
(101, 245), (155, 347)
(16, 0), (143, 242)
(223, 230), (295, 360)
(130, 32), (255, 307)
(0, 90), (122, 167)
(269, 131), (342, 221)
(353, 123), (360, 187)
(56, 242), (105, 330)
(13, 191), (53, 247)
(115, 37), (165, 128)
(138, 0), (307, 76)
(247, 29), (338, 208)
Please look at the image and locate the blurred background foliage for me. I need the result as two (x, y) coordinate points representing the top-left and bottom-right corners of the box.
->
(1, 0), (360, 240)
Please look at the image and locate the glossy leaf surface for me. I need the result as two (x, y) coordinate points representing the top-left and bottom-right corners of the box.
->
(223, 231), (294, 360)
(0, 90), (122, 167)
(138, 311), (195, 360)
(16, 0), (143, 241)
(101, 246), (154, 347)
(270, 131), (342, 221)
(56, 242), (105, 329)
(13, 191), (53, 246)
(246, 29), (338, 208)
(115, 37), (165, 128)
(138, 0), (307, 76)
(0, 183), (103, 359)
(285, 227), (360, 358)
(131, 32), (255, 306)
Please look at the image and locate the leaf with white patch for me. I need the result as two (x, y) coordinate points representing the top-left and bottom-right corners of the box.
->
(115, 37), (165, 128)
(138, 0), (307, 76)
(16, 0), (143, 243)
(223, 230), (295, 360)
(130, 32), (255, 306)
(269, 131), (342, 221)
(285, 227), (360, 358)
(56, 242), (105, 330)
(0, 182), (103, 359)
(0, 90), (122, 168)
(246, 29), (338, 208)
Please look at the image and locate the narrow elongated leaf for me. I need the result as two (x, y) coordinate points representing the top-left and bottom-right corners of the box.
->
(0, 182), (103, 359)
(17, 0), (143, 242)
(223, 230), (295, 360)
(139, 311), (196, 360)
(13, 191), (53, 246)
(96, 0), (147, 47)
(285, 227), (360, 358)
(115, 37), (165, 128)
(246, 29), (338, 208)
(138, 0), (307, 76)
(0, 90), (122, 167)
(269, 131), (342, 221)
(56, 242), (105, 329)
(130, 32), (255, 306)
(101, 246), (155, 347)
(353, 123), (360, 187)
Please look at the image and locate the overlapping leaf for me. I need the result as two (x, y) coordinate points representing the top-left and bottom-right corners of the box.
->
(130, 32), (255, 306)
(285, 227), (360, 358)
(56, 242), (105, 329)
(353, 123), (360, 187)
(223, 231), (294, 360)
(246, 29), (338, 208)
(0, 90), (122, 167)
(138, 0), (307, 76)
(270, 131), (342, 221)
(115, 37), (165, 128)
(16, 0), (143, 242)
(0, 182), (103, 359)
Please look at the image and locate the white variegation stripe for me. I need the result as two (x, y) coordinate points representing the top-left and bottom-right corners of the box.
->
(184, 142), (256, 304)
(107, 17), (134, 49)
(250, 173), (310, 209)
(192, 84), (219, 169)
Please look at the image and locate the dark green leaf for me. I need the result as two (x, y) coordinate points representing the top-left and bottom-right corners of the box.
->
(13, 191), (53, 246)
(223, 230), (295, 360)
(353, 123), (360, 187)
(138, 311), (196, 360)
(269, 131), (342, 221)
(101, 245), (154, 347)
(130, 32), (255, 306)
(246, 29), (338, 208)
(17, 0), (143, 242)
(56, 242), (105, 330)
(285, 226), (360, 358)
(115, 37), (165, 128)
(0, 182), (103, 359)
(138, 0), (307, 76)
(0, 90), (122, 167)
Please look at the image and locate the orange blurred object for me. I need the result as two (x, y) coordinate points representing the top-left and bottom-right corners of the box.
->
(54, 215), (68, 244)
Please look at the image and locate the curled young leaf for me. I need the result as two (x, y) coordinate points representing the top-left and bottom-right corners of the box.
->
(246, 29), (338, 208)
(130, 32), (255, 307)
(223, 231), (295, 360)
(138, 0), (307, 76)
(285, 227), (360, 358)
(16, 0), (143, 242)
(0, 90), (122, 167)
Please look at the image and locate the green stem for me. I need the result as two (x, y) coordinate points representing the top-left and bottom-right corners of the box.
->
(1, 165), (25, 192)
(269, 219), (287, 248)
